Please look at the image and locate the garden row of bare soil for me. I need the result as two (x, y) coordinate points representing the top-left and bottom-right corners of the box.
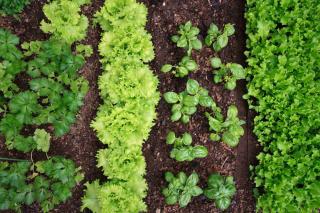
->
(0, 0), (259, 212)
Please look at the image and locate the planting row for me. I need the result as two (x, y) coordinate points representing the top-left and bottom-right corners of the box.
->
(246, 0), (320, 211)
(0, 0), (92, 211)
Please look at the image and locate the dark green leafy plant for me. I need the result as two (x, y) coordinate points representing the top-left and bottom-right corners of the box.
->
(205, 105), (245, 147)
(205, 23), (235, 52)
(164, 79), (214, 123)
(0, 29), (89, 152)
(204, 173), (236, 210)
(0, 0), (30, 16)
(166, 131), (208, 162)
(0, 157), (83, 213)
(210, 57), (245, 90)
(162, 171), (203, 207)
(161, 56), (197, 77)
(171, 21), (202, 56)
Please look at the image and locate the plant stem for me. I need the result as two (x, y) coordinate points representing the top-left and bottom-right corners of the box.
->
(0, 157), (29, 162)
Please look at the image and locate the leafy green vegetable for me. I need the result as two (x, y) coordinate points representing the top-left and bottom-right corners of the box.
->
(0, 29), (89, 152)
(82, 0), (159, 212)
(164, 79), (214, 123)
(166, 131), (208, 162)
(205, 23), (235, 52)
(162, 171), (203, 207)
(0, 0), (30, 16)
(206, 105), (245, 147)
(246, 0), (320, 211)
(204, 173), (236, 210)
(171, 21), (202, 56)
(40, 0), (91, 44)
(0, 157), (83, 213)
(33, 129), (51, 153)
(210, 57), (245, 90)
(161, 56), (198, 77)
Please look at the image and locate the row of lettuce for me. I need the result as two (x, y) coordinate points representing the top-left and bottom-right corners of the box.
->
(81, 0), (159, 212)
(246, 0), (320, 211)
(0, 0), (92, 212)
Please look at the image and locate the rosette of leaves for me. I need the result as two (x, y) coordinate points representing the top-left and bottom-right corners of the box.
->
(0, 0), (30, 16)
(0, 157), (84, 212)
(166, 131), (208, 162)
(205, 23), (235, 52)
(210, 57), (245, 90)
(162, 171), (203, 207)
(161, 56), (198, 78)
(40, 0), (91, 44)
(204, 173), (236, 210)
(164, 79), (214, 123)
(205, 105), (245, 147)
(171, 21), (202, 56)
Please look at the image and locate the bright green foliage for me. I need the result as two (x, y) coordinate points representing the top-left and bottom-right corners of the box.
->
(82, 0), (159, 212)
(82, 179), (147, 213)
(161, 56), (198, 78)
(41, 0), (91, 44)
(76, 44), (93, 58)
(210, 57), (245, 90)
(166, 131), (208, 162)
(33, 129), (51, 153)
(246, 0), (320, 211)
(204, 173), (236, 210)
(0, 0), (30, 16)
(0, 157), (83, 213)
(162, 171), (203, 207)
(205, 105), (245, 147)
(171, 21), (202, 56)
(205, 23), (235, 51)
(0, 29), (89, 152)
(164, 79), (214, 123)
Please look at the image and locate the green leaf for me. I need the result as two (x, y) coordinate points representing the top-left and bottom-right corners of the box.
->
(179, 193), (191, 207)
(192, 146), (208, 158)
(166, 131), (176, 145)
(191, 39), (202, 50)
(184, 59), (198, 71)
(224, 24), (235, 36)
(210, 57), (222, 68)
(161, 64), (173, 73)
(210, 133), (221, 141)
(171, 111), (182, 122)
(228, 63), (245, 79)
(165, 172), (175, 182)
(191, 186), (203, 196)
(186, 172), (200, 186)
(164, 92), (179, 103)
(216, 197), (231, 210)
(186, 79), (200, 95)
(34, 129), (51, 153)
(183, 95), (199, 107)
(182, 133), (192, 145)
(213, 34), (228, 51)
(199, 95), (214, 108)
(225, 79), (237, 90)
(181, 115), (190, 124)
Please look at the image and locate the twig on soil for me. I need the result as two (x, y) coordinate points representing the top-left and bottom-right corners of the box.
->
(221, 157), (229, 169)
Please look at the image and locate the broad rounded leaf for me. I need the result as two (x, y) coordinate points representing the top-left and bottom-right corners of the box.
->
(171, 111), (182, 122)
(182, 133), (192, 145)
(166, 131), (176, 145)
(179, 193), (191, 207)
(161, 64), (173, 73)
(186, 79), (200, 95)
(164, 92), (179, 103)
(210, 57), (222, 68)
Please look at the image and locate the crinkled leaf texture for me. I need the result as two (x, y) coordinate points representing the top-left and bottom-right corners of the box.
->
(82, 0), (159, 212)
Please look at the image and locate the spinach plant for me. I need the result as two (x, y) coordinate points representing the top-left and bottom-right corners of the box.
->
(161, 56), (197, 77)
(210, 57), (245, 90)
(166, 131), (208, 162)
(205, 105), (245, 147)
(164, 79), (214, 123)
(171, 21), (202, 56)
(205, 23), (235, 52)
(162, 171), (203, 207)
(204, 173), (236, 210)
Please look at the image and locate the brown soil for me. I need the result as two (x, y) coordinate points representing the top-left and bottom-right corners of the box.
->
(0, 0), (259, 213)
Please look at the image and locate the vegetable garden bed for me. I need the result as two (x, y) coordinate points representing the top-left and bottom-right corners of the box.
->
(2, 0), (318, 212)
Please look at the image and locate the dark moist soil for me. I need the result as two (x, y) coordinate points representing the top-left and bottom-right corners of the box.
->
(0, 0), (259, 213)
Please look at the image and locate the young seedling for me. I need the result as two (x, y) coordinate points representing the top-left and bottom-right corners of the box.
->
(205, 23), (235, 52)
(163, 79), (215, 123)
(171, 21), (202, 56)
(210, 57), (245, 90)
(204, 173), (236, 210)
(162, 171), (203, 207)
(205, 105), (245, 147)
(161, 56), (197, 77)
(166, 131), (208, 162)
